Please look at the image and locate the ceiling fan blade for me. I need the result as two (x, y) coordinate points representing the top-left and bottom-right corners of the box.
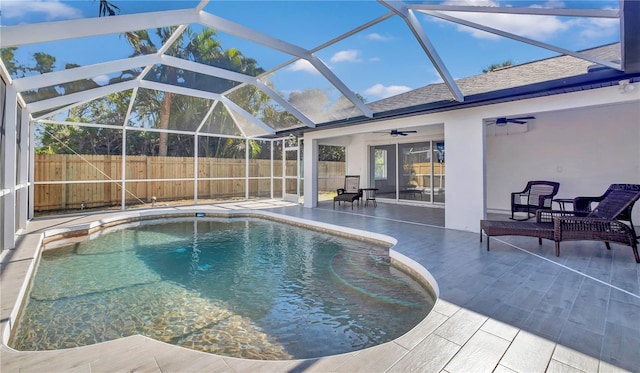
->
(372, 129), (417, 135)
(492, 116), (534, 125)
(496, 118), (508, 125)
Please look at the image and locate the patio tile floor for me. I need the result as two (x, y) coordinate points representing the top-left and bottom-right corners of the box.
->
(1, 200), (638, 372)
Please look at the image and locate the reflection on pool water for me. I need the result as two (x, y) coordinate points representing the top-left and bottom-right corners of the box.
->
(12, 217), (436, 359)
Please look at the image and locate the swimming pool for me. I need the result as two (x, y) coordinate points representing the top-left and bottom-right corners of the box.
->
(11, 214), (436, 360)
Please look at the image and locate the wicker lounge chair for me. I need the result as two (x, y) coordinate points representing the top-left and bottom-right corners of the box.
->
(481, 212), (555, 251)
(510, 180), (560, 220)
(573, 184), (640, 238)
(481, 188), (640, 263)
(333, 175), (362, 209)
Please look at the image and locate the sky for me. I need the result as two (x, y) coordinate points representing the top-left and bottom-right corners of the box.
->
(0, 0), (622, 103)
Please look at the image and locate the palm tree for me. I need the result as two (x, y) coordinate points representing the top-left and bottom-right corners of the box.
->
(98, 0), (119, 16)
(123, 27), (270, 157)
(123, 28), (183, 156)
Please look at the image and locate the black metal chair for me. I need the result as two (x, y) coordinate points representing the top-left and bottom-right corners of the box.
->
(333, 175), (362, 209)
(511, 180), (560, 220)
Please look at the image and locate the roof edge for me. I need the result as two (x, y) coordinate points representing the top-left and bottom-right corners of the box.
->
(281, 68), (639, 137)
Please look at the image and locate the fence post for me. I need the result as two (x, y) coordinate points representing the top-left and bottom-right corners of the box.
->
(146, 157), (153, 202)
(112, 156), (118, 204)
(209, 159), (215, 198)
(103, 156), (110, 208)
(61, 155), (67, 210)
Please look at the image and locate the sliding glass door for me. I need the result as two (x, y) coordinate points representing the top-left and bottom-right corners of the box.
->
(433, 141), (445, 203)
(399, 142), (430, 202)
(370, 140), (444, 204)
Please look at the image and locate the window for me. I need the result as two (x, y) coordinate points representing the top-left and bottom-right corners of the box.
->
(374, 149), (387, 180)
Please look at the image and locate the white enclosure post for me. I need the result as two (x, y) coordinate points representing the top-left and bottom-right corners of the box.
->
(281, 139), (286, 199)
(121, 127), (127, 210)
(303, 138), (318, 208)
(17, 109), (30, 230)
(194, 135), (199, 204)
(28, 118), (35, 220)
(2, 87), (17, 250)
(245, 138), (250, 200)
(270, 140), (274, 199)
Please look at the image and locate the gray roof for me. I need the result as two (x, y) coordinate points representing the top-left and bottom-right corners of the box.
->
(367, 43), (622, 114)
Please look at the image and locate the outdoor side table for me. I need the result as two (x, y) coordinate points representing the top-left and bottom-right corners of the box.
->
(553, 198), (574, 211)
(361, 188), (378, 207)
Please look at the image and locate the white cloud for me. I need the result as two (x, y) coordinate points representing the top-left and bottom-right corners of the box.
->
(92, 75), (110, 86)
(543, 1), (566, 9)
(441, 0), (571, 41)
(364, 83), (412, 99)
(330, 50), (362, 63)
(369, 57), (381, 62)
(577, 10), (619, 40)
(366, 33), (393, 42)
(453, 13), (569, 40)
(1, 0), (83, 21)
(286, 59), (320, 75)
(442, 0), (497, 6)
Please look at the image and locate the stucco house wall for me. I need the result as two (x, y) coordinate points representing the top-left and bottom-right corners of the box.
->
(308, 82), (640, 232)
(485, 100), (640, 222)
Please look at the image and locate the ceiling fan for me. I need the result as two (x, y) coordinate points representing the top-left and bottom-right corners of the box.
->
(486, 116), (535, 126)
(374, 129), (417, 136)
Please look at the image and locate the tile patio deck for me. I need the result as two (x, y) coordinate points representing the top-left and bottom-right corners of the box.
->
(1, 200), (639, 372)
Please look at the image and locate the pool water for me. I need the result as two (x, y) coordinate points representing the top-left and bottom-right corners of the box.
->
(12, 217), (435, 359)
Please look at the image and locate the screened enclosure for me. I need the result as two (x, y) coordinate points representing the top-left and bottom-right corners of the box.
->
(2, 0), (638, 252)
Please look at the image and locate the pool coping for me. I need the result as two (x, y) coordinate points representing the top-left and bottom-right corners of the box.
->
(1, 207), (442, 369)
(5, 203), (631, 372)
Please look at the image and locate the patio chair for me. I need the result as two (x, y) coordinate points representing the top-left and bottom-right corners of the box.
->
(481, 188), (640, 263)
(510, 180), (560, 220)
(573, 183), (640, 238)
(481, 212), (555, 251)
(333, 175), (362, 209)
(554, 188), (640, 262)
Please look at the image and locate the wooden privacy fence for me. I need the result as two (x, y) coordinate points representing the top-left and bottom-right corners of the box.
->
(34, 154), (345, 212)
(403, 162), (446, 189)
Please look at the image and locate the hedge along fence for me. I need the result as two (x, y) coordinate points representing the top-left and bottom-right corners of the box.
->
(34, 154), (346, 212)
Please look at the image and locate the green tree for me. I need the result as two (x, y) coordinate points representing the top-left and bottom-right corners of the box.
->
(482, 60), (513, 73)
(6, 17), (282, 159)
(123, 28), (178, 156)
(1, 47), (24, 77)
(319, 145), (345, 162)
(123, 26), (270, 158)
